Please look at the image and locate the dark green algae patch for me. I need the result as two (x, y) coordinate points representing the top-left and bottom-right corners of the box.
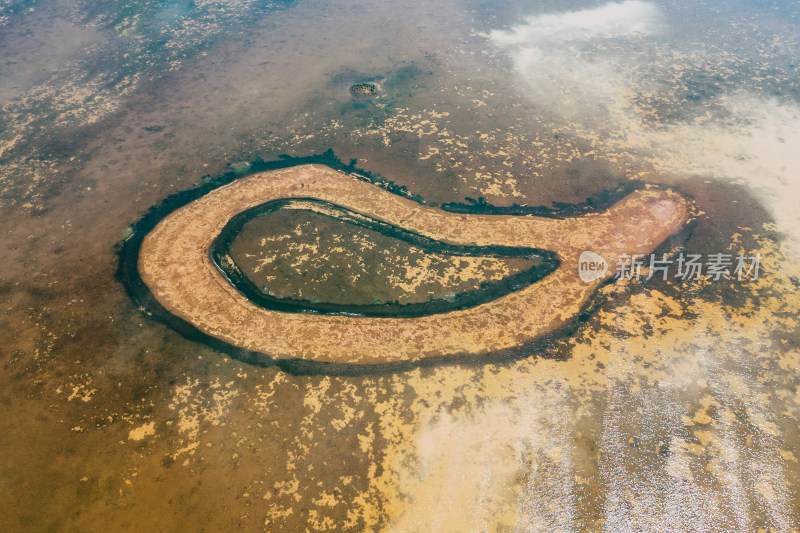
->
(116, 150), (652, 375)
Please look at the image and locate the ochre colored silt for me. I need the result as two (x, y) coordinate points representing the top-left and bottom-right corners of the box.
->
(138, 164), (690, 364)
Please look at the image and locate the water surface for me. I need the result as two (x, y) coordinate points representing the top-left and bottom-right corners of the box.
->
(1, 0), (799, 530)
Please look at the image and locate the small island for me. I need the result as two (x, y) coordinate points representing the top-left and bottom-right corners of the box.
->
(137, 164), (690, 365)
(349, 82), (378, 97)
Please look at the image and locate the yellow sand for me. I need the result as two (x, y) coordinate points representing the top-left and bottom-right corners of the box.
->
(138, 164), (690, 364)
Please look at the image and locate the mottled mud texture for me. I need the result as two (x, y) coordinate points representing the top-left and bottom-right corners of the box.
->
(138, 164), (690, 364)
(2, 0), (800, 530)
(227, 205), (537, 305)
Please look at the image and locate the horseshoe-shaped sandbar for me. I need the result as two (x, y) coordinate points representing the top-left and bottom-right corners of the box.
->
(138, 164), (690, 365)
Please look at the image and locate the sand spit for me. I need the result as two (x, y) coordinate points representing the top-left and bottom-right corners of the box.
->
(138, 164), (689, 364)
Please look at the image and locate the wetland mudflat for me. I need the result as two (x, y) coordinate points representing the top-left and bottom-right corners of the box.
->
(2, 0), (799, 530)
(136, 164), (690, 364)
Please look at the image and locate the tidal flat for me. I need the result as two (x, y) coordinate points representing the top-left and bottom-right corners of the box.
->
(1, 0), (799, 531)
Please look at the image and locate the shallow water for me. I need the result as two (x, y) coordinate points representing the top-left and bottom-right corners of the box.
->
(225, 206), (540, 307)
(1, 0), (799, 530)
